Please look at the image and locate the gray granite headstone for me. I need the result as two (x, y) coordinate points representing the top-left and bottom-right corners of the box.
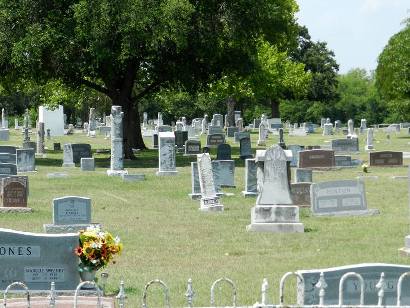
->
(242, 158), (257, 197)
(197, 154), (223, 211)
(331, 138), (359, 153)
(206, 133), (225, 148)
(107, 106), (127, 176)
(0, 129), (10, 141)
(240, 137), (253, 159)
(121, 174), (145, 182)
(16, 148), (35, 172)
(234, 131), (250, 143)
(0, 146), (17, 154)
(53, 143), (61, 151)
(62, 144), (75, 167)
(214, 160), (235, 187)
(335, 155), (352, 167)
(287, 145), (304, 167)
(36, 122), (45, 154)
(297, 263), (410, 306)
(80, 157), (95, 171)
(71, 144), (92, 164)
(174, 131), (188, 149)
(216, 143), (231, 160)
(247, 145), (304, 232)
(311, 180), (378, 216)
(44, 196), (95, 233)
(152, 132), (158, 149)
(227, 126), (239, 137)
(0, 228), (79, 290)
(156, 131), (178, 176)
(0, 153), (16, 164)
(294, 168), (312, 183)
(184, 140), (201, 156)
(0, 163), (17, 176)
(189, 162), (202, 199)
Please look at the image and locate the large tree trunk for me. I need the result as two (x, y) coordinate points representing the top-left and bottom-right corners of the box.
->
(112, 96), (146, 159)
(226, 97), (235, 127)
(270, 98), (280, 118)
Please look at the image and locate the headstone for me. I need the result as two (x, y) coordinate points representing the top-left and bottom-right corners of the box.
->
(257, 122), (267, 146)
(331, 138), (359, 153)
(296, 263), (410, 306)
(156, 131), (178, 176)
(214, 160), (235, 187)
(201, 115), (208, 135)
(320, 118), (326, 128)
(0, 228), (79, 290)
(278, 128), (286, 148)
(347, 119), (357, 138)
(247, 145), (304, 232)
(365, 128), (374, 151)
(360, 118), (367, 134)
(157, 112), (163, 126)
(38, 105), (64, 136)
(152, 132), (159, 149)
(234, 111), (241, 123)
(184, 139), (201, 156)
(227, 126), (239, 138)
(211, 114), (224, 128)
(240, 137), (253, 159)
(253, 118), (261, 129)
(1, 108), (8, 128)
(206, 133), (225, 148)
(36, 122), (45, 155)
(242, 158), (257, 197)
(107, 106), (128, 176)
(234, 131), (250, 143)
(174, 130), (188, 149)
(14, 118), (19, 130)
(294, 168), (312, 183)
(334, 155), (352, 167)
(189, 162), (202, 199)
(0, 163), (17, 176)
(16, 149), (35, 172)
(310, 180), (379, 216)
(0, 129), (9, 141)
(46, 128), (51, 139)
(323, 123), (333, 136)
(1, 177), (28, 209)
(44, 196), (93, 233)
(80, 158), (95, 171)
(369, 151), (403, 167)
(22, 141), (36, 150)
(197, 153), (223, 211)
(235, 118), (243, 131)
(62, 144), (75, 167)
(298, 150), (335, 169)
(0, 152), (15, 164)
(0, 146), (16, 154)
(291, 183), (311, 206)
(88, 108), (96, 136)
(216, 143), (231, 160)
(53, 143), (61, 151)
(208, 125), (224, 135)
(287, 145), (304, 167)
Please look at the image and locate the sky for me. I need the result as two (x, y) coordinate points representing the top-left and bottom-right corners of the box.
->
(296, 0), (409, 74)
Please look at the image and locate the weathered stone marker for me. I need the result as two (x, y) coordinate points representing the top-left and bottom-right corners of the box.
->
(197, 153), (223, 211)
(107, 106), (128, 176)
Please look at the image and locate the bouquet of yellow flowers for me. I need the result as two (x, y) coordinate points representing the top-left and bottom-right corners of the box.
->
(74, 226), (123, 272)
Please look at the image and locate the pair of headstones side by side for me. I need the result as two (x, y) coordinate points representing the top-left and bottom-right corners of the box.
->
(247, 145), (304, 233)
(62, 143), (92, 167)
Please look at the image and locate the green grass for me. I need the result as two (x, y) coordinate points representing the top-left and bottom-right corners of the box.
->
(0, 127), (409, 306)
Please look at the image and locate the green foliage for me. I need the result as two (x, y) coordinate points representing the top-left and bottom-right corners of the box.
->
(291, 26), (339, 103)
(336, 69), (386, 124)
(252, 40), (311, 101)
(280, 100), (330, 123)
(376, 22), (410, 101)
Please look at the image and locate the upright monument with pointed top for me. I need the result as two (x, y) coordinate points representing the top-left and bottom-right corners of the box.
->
(247, 145), (304, 233)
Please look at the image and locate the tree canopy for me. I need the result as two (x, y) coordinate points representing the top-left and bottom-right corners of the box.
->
(0, 0), (300, 156)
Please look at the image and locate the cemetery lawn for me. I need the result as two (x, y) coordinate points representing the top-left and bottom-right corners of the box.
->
(1, 129), (409, 306)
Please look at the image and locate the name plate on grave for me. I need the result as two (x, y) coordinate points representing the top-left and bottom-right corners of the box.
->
(0, 228), (79, 290)
(53, 196), (91, 225)
(311, 180), (368, 215)
(331, 138), (359, 153)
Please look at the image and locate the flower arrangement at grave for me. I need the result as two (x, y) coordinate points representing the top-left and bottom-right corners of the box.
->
(74, 226), (122, 274)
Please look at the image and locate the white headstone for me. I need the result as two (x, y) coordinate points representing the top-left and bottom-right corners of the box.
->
(156, 132), (178, 176)
(38, 105), (64, 136)
(197, 153), (223, 211)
